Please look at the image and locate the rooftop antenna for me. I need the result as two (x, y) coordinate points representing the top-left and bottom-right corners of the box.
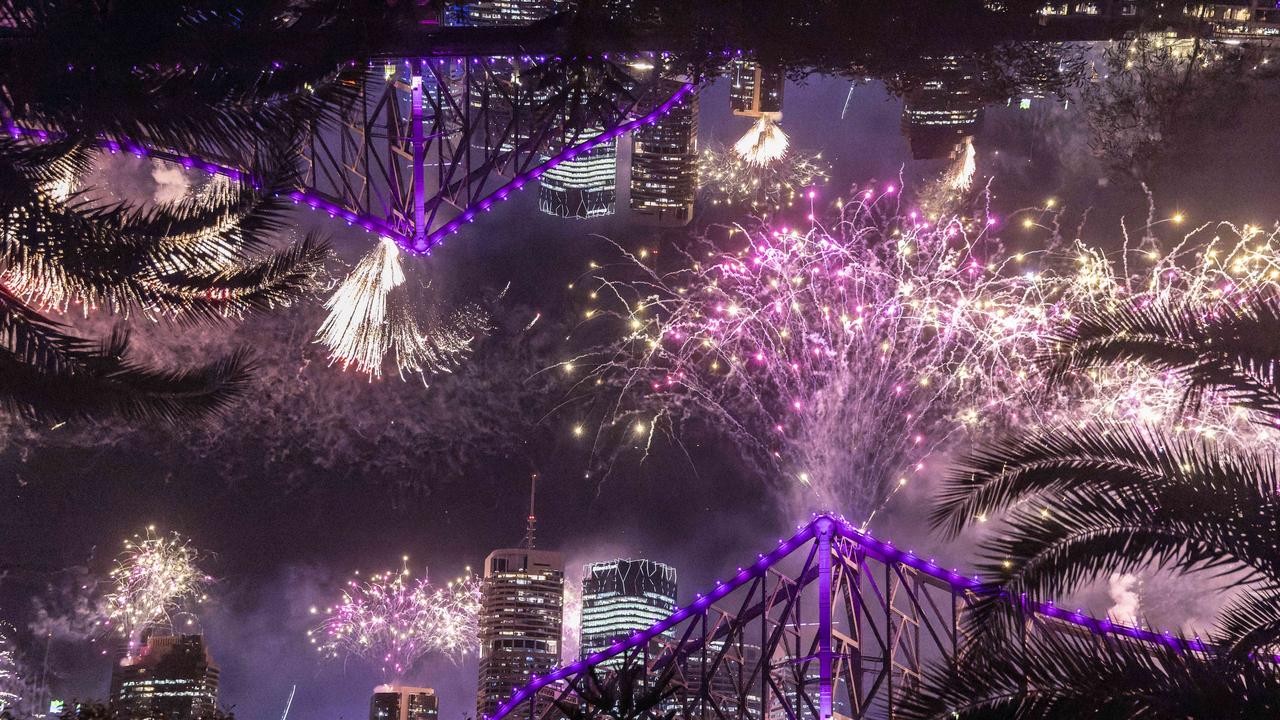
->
(523, 473), (538, 549)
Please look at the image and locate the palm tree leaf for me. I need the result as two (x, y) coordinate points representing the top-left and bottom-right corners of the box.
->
(1046, 299), (1280, 423)
(900, 624), (1280, 719)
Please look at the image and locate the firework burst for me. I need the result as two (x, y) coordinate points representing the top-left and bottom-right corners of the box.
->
(733, 115), (789, 168)
(103, 527), (211, 651)
(572, 190), (1280, 523)
(945, 137), (977, 193)
(316, 238), (407, 376)
(309, 560), (482, 679)
(698, 145), (829, 212)
(316, 239), (489, 380)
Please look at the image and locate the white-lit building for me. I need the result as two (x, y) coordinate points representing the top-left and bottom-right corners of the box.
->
(370, 685), (439, 720)
(538, 128), (618, 218)
(579, 559), (677, 669)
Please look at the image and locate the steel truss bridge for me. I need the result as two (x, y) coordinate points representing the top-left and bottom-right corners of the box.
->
(489, 513), (1202, 720)
(9, 53), (696, 255)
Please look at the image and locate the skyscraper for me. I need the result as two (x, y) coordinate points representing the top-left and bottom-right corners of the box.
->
(729, 60), (785, 118)
(900, 55), (985, 160)
(476, 481), (564, 720)
(630, 80), (700, 226)
(579, 559), (677, 670)
(370, 685), (439, 720)
(110, 634), (219, 720)
(538, 127), (618, 219)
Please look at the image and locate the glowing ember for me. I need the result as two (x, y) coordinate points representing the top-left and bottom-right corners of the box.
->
(698, 144), (829, 212)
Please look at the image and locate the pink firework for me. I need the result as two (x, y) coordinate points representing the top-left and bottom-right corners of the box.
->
(574, 191), (1280, 523)
(309, 560), (481, 679)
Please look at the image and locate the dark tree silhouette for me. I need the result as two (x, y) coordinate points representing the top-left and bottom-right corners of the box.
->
(901, 298), (1280, 718)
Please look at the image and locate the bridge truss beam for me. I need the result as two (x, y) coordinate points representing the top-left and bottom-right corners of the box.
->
(488, 513), (1212, 720)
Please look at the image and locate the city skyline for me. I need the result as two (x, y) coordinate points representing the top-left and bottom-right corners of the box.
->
(4, 2), (1279, 717)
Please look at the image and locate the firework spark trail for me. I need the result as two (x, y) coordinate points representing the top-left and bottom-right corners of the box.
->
(917, 138), (979, 220)
(317, 238), (490, 380)
(733, 116), (789, 168)
(309, 561), (481, 679)
(316, 237), (406, 377)
(576, 192), (1280, 523)
(698, 145), (829, 212)
(0, 625), (22, 715)
(945, 137), (977, 192)
(103, 527), (210, 652)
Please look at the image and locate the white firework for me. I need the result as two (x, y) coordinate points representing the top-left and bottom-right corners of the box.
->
(317, 238), (491, 380)
(316, 238), (407, 378)
(733, 115), (790, 168)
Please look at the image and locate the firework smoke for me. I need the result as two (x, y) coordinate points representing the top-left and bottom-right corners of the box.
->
(561, 580), (582, 664)
(309, 561), (482, 680)
(733, 116), (789, 168)
(103, 527), (211, 651)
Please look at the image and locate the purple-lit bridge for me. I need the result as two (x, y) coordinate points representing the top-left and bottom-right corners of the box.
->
(489, 513), (1201, 720)
(295, 54), (695, 253)
(10, 54), (694, 255)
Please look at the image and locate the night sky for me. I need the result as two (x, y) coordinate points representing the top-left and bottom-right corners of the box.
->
(4, 67), (1280, 719)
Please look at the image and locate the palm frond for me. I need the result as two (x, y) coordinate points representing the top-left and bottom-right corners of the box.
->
(932, 425), (1278, 541)
(934, 426), (1280, 635)
(899, 625), (1280, 720)
(1215, 590), (1280, 660)
(1047, 300), (1280, 423)
(148, 232), (329, 323)
(0, 320), (252, 423)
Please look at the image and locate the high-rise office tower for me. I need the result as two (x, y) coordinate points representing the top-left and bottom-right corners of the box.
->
(370, 685), (439, 720)
(579, 559), (677, 670)
(538, 128), (618, 218)
(475, 480), (564, 720)
(630, 80), (699, 226)
(729, 60), (785, 118)
(110, 634), (219, 720)
(900, 55), (985, 160)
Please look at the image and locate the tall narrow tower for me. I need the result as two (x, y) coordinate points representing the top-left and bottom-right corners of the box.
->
(523, 473), (538, 549)
(475, 489), (564, 719)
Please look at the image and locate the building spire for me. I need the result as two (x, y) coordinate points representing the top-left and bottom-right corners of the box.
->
(523, 473), (538, 549)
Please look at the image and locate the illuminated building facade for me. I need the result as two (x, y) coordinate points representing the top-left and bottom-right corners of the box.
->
(900, 55), (985, 160)
(370, 685), (439, 720)
(538, 128), (618, 218)
(729, 60), (785, 117)
(475, 548), (565, 719)
(630, 80), (700, 226)
(449, 0), (568, 26)
(1189, 0), (1280, 35)
(579, 559), (677, 669)
(109, 635), (219, 720)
